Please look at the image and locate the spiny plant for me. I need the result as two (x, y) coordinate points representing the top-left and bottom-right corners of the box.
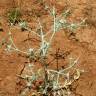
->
(1, 6), (86, 96)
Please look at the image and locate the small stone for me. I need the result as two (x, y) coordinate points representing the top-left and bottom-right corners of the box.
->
(0, 77), (2, 81)
(0, 28), (3, 32)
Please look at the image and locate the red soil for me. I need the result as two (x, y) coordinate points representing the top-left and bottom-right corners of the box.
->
(0, 0), (96, 96)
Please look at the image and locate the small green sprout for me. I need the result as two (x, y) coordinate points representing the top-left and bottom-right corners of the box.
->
(8, 8), (21, 25)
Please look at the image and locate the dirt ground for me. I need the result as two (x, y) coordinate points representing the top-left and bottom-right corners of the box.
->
(0, 0), (96, 96)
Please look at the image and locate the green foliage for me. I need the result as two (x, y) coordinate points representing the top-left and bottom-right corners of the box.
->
(8, 8), (21, 25)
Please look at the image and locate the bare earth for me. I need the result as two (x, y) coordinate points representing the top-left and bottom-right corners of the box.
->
(0, 0), (96, 96)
